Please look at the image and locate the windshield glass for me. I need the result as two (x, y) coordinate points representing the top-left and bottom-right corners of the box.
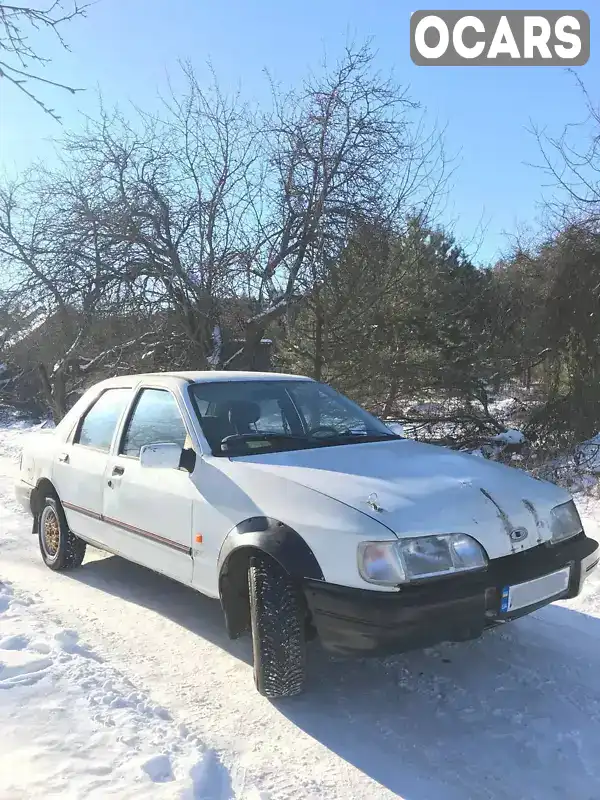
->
(189, 379), (399, 456)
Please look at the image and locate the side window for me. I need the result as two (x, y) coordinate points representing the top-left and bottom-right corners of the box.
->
(121, 389), (188, 458)
(75, 389), (132, 452)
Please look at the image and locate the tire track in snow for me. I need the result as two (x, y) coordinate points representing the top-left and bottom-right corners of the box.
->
(0, 578), (243, 798)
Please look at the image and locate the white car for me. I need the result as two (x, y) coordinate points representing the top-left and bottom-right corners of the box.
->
(15, 371), (599, 697)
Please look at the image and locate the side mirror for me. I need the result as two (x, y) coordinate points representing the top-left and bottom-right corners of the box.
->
(139, 442), (196, 473)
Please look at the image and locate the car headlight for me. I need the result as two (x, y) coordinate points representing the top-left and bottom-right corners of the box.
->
(550, 500), (582, 543)
(358, 534), (488, 586)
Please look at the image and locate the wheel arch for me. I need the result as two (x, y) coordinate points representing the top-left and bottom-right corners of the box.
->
(218, 517), (323, 639)
(31, 477), (59, 520)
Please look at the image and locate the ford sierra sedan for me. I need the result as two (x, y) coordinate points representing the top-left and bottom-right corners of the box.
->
(15, 371), (599, 696)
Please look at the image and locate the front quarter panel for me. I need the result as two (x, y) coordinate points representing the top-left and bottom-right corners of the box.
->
(207, 457), (399, 592)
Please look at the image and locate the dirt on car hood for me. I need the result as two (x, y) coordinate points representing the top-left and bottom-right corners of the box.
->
(229, 438), (572, 559)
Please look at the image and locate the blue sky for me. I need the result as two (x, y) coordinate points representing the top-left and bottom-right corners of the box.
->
(0, 0), (596, 264)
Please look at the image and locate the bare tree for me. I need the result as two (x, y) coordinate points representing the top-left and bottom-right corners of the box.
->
(57, 69), (264, 366)
(37, 47), (446, 373)
(0, 1), (88, 120)
(0, 171), (157, 420)
(226, 43), (448, 368)
(0, 44), (452, 421)
(532, 74), (600, 227)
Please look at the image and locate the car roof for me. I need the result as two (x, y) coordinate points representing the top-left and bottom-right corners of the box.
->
(95, 370), (314, 389)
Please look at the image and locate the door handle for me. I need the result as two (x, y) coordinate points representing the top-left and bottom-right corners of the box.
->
(112, 466), (125, 476)
(58, 453), (69, 464)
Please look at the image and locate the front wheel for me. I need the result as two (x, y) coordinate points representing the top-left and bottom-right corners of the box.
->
(38, 495), (86, 571)
(248, 555), (307, 698)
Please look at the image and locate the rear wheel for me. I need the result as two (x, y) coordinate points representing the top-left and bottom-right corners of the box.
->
(38, 495), (86, 571)
(248, 554), (307, 698)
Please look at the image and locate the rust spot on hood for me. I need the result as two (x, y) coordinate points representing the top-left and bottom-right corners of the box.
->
(479, 488), (516, 549)
(522, 499), (544, 545)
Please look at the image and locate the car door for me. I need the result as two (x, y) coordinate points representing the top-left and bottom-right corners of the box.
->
(52, 387), (133, 544)
(102, 386), (195, 584)
(187, 388), (302, 597)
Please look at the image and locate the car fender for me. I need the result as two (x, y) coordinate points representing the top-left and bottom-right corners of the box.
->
(217, 516), (324, 639)
(218, 516), (324, 581)
(19, 429), (59, 519)
(208, 455), (400, 592)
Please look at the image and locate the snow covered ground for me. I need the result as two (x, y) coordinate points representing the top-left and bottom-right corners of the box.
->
(2, 420), (600, 799)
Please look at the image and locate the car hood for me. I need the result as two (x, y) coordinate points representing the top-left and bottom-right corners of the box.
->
(223, 439), (572, 559)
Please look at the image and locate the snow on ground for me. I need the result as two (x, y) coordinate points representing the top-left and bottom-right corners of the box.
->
(0, 581), (209, 798)
(0, 416), (47, 460)
(490, 429), (526, 446)
(3, 419), (600, 799)
(488, 397), (519, 416)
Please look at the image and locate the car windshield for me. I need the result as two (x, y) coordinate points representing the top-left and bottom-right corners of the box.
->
(189, 379), (400, 456)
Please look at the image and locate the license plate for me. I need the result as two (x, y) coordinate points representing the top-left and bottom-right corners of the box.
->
(501, 566), (571, 613)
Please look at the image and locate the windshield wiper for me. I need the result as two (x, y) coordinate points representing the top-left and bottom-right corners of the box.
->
(219, 430), (402, 455)
(305, 431), (403, 446)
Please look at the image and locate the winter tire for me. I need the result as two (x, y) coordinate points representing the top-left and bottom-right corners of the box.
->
(38, 495), (86, 571)
(248, 554), (307, 698)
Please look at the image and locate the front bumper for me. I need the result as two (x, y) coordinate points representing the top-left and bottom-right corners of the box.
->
(304, 533), (599, 656)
